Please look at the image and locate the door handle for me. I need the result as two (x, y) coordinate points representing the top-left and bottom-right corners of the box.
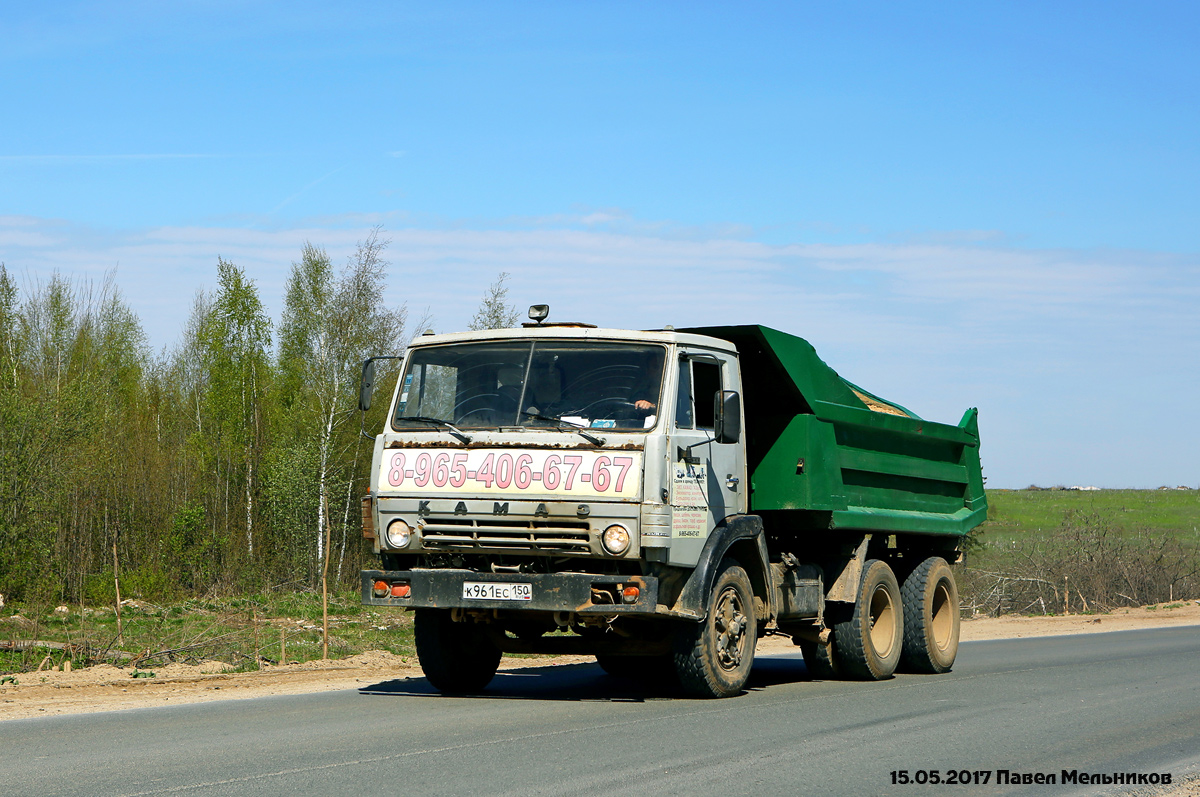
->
(725, 475), (740, 490)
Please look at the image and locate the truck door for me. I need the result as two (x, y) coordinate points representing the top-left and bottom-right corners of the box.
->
(667, 350), (746, 566)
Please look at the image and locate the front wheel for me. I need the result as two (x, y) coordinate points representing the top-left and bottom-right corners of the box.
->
(674, 559), (757, 698)
(414, 609), (502, 694)
(832, 559), (903, 680)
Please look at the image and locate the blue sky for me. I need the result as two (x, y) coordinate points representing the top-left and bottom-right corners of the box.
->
(2, 1), (1198, 488)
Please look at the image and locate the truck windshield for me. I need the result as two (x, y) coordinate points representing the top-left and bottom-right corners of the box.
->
(392, 341), (666, 431)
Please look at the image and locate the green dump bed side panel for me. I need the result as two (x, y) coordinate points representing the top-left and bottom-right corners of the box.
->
(682, 325), (987, 537)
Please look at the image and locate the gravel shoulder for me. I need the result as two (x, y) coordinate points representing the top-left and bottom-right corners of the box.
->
(3, 602), (1198, 723)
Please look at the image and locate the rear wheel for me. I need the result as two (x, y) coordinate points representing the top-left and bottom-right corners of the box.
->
(674, 559), (757, 698)
(832, 559), (903, 680)
(899, 556), (960, 673)
(414, 609), (502, 694)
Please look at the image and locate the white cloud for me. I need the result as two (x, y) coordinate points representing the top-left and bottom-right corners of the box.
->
(3, 216), (1194, 350)
(2, 214), (1197, 488)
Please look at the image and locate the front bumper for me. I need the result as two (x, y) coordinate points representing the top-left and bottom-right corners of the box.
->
(361, 569), (660, 614)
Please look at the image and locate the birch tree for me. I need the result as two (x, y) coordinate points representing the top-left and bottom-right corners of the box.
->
(177, 292), (212, 438)
(278, 228), (407, 579)
(198, 258), (272, 558)
(0, 271), (152, 601)
(0, 264), (35, 598)
(0, 265), (17, 388)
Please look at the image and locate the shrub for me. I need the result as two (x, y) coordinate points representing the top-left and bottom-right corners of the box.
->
(961, 510), (1200, 616)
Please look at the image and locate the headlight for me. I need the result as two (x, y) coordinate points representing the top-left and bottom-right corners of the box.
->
(385, 519), (412, 549)
(601, 524), (631, 556)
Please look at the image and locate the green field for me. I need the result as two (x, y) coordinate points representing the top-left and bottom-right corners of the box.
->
(981, 488), (1200, 542)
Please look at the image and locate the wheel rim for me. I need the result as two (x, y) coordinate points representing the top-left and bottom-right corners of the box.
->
(868, 584), (898, 658)
(714, 585), (749, 671)
(930, 580), (953, 653)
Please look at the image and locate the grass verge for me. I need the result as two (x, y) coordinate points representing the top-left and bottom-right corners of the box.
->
(1, 589), (414, 676)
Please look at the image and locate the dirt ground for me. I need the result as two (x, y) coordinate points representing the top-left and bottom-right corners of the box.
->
(3, 601), (1198, 724)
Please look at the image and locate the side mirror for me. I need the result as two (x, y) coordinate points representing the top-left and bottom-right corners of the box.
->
(359, 359), (377, 412)
(713, 390), (741, 444)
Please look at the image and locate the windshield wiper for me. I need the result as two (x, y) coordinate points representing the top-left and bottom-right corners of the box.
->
(522, 409), (606, 446)
(397, 415), (473, 444)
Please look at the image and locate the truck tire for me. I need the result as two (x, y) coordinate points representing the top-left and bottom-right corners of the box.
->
(832, 559), (903, 680)
(797, 637), (840, 680)
(673, 558), (757, 698)
(414, 608), (502, 694)
(899, 556), (960, 673)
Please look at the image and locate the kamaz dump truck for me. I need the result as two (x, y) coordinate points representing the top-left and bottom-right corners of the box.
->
(359, 308), (986, 697)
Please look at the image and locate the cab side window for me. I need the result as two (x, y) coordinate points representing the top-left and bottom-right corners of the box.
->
(675, 359), (693, 428)
(675, 358), (721, 430)
(693, 361), (720, 429)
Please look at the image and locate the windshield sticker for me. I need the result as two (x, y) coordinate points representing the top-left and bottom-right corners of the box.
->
(590, 419), (616, 429)
(397, 374), (413, 413)
(378, 449), (642, 499)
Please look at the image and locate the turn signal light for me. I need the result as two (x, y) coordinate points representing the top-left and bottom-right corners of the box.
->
(372, 580), (388, 598)
(622, 586), (640, 604)
(390, 583), (411, 598)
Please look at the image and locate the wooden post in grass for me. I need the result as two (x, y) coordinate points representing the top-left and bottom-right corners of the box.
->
(252, 608), (260, 668)
(112, 538), (124, 648)
(322, 492), (331, 660)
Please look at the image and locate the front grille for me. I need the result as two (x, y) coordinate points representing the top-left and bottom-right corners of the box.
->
(419, 517), (592, 554)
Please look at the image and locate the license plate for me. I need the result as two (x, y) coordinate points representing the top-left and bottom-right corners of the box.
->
(462, 582), (532, 601)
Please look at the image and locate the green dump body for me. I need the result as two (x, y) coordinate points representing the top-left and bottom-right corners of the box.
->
(684, 325), (987, 538)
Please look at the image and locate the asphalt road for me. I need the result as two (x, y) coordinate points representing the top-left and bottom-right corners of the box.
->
(3, 627), (1199, 797)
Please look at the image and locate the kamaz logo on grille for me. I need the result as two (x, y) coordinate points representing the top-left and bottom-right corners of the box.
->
(416, 500), (588, 519)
